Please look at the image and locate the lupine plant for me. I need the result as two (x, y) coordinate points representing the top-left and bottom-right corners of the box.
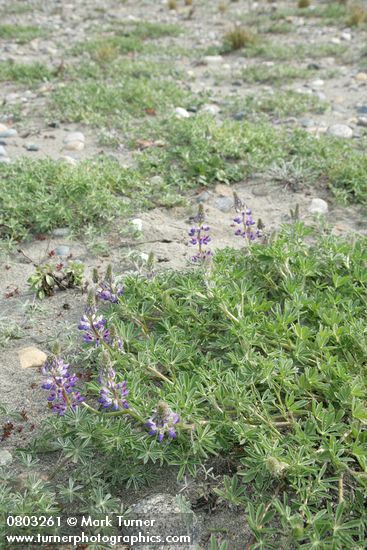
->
(232, 192), (263, 240)
(188, 204), (212, 263)
(35, 223), (367, 548)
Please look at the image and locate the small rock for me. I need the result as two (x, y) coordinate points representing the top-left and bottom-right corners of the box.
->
(131, 218), (143, 231)
(307, 62), (321, 70)
(0, 450), (13, 467)
(357, 117), (367, 127)
(195, 190), (211, 203)
(330, 37), (341, 45)
(0, 126), (17, 138)
(25, 143), (39, 152)
(63, 131), (85, 144)
(0, 145), (7, 156)
(301, 118), (315, 128)
(308, 198), (328, 215)
(52, 227), (70, 237)
(203, 55), (223, 64)
(340, 32), (352, 41)
(310, 79), (324, 89)
(175, 107), (190, 119)
(232, 112), (246, 121)
(60, 155), (78, 165)
(18, 346), (47, 369)
(357, 105), (367, 114)
(201, 104), (220, 115)
(55, 245), (70, 257)
(63, 132), (85, 151)
(327, 124), (353, 138)
(355, 72), (367, 82)
(214, 196), (233, 212)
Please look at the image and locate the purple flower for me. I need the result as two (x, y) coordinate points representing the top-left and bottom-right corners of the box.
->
(78, 307), (110, 346)
(188, 205), (212, 264)
(41, 356), (84, 416)
(146, 401), (180, 442)
(98, 366), (129, 411)
(96, 280), (124, 304)
(231, 197), (261, 240)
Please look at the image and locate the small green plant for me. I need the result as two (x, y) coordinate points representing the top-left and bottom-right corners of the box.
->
(168, 0), (177, 9)
(0, 24), (46, 43)
(348, 4), (367, 25)
(28, 261), (85, 299)
(298, 0), (311, 8)
(223, 26), (257, 52)
(0, 61), (53, 84)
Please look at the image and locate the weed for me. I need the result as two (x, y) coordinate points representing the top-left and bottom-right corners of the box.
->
(0, 24), (46, 43)
(229, 90), (328, 118)
(28, 261), (85, 299)
(223, 26), (257, 52)
(218, 1), (228, 12)
(34, 224), (367, 548)
(0, 318), (23, 347)
(240, 63), (313, 84)
(0, 61), (53, 84)
(298, 0), (311, 8)
(347, 4), (367, 26)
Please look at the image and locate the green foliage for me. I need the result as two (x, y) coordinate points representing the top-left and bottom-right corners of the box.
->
(239, 64), (314, 84)
(38, 224), (367, 547)
(28, 261), (85, 299)
(0, 61), (53, 84)
(0, 24), (46, 43)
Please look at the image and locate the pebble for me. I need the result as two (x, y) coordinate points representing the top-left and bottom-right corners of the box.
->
(175, 107), (190, 119)
(201, 104), (220, 115)
(301, 118), (315, 128)
(52, 227), (70, 237)
(355, 72), (367, 82)
(308, 198), (328, 215)
(357, 117), (367, 127)
(25, 143), (39, 152)
(310, 79), (324, 89)
(196, 190), (211, 203)
(214, 196), (233, 212)
(131, 218), (143, 231)
(341, 32), (352, 41)
(0, 145), (7, 156)
(331, 37), (341, 45)
(232, 112), (246, 121)
(357, 105), (367, 114)
(18, 346), (47, 369)
(307, 62), (321, 70)
(63, 131), (85, 151)
(0, 126), (17, 138)
(55, 245), (70, 257)
(203, 55), (223, 64)
(60, 155), (78, 165)
(0, 450), (13, 467)
(327, 124), (353, 138)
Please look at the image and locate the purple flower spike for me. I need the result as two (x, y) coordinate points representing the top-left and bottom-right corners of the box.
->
(231, 193), (262, 241)
(96, 280), (124, 304)
(98, 366), (129, 411)
(146, 401), (180, 442)
(78, 307), (110, 347)
(41, 356), (84, 416)
(188, 205), (212, 264)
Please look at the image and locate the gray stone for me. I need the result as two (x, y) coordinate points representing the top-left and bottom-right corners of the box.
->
(63, 131), (85, 144)
(52, 227), (70, 237)
(196, 190), (211, 203)
(0, 145), (7, 156)
(327, 124), (353, 138)
(203, 55), (223, 64)
(232, 112), (246, 121)
(357, 105), (367, 114)
(214, 196), (233, 212)
(357, 117), (367, 127)
(308, 198), (328, 215)
(55, 245), (70, 257)
(301, 118), (315, 128)
(25, 143), (39, 152)
(201, 103), (220, 115)
(0, 128), (17, 138)
(0, 450), (13, 467)
(125, 494), (200, 550)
